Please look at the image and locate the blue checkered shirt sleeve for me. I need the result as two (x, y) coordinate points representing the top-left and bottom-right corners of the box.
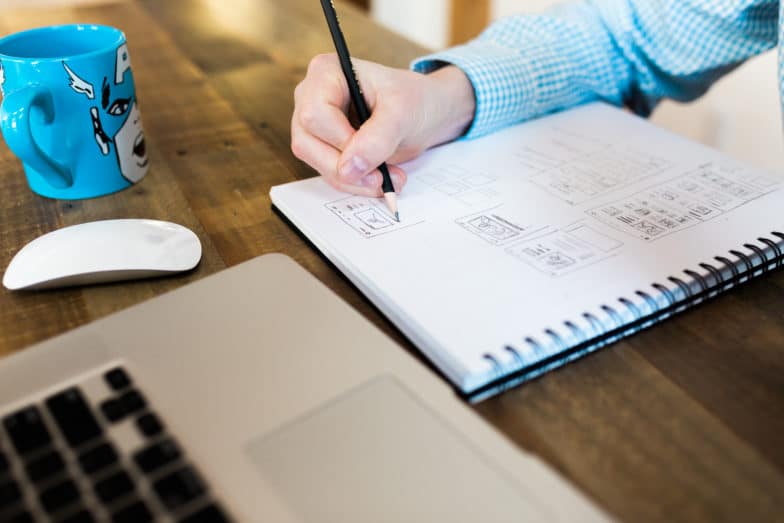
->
(412, 0), (779, 138)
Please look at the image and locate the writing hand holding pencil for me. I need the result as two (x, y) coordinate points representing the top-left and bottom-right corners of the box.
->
(291, 1), (476, 219)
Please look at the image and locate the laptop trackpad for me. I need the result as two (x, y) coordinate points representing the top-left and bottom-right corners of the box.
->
(247, 376), (548, 523)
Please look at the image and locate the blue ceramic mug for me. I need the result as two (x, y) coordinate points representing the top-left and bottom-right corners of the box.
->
(0, 25), (148, 199)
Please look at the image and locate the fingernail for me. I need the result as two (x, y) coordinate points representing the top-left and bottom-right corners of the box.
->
(361, 173), (380, 188)
(339, 156), (369, 182)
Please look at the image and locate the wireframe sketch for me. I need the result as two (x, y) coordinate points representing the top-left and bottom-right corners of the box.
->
(587, 163), (780, 241)
(506, 224), (622, 276)
(456, 212), (533, 246)
(514, 128), (600, 172)
(528, 144), (673, 205)
(356, 209), (392, 230)
(326, 195), (421, 238)
(416, 165), (500, 207)
(541, 251), (576, 270)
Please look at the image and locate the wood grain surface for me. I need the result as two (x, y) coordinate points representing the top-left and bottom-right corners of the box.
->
(0, 1), (782, 521)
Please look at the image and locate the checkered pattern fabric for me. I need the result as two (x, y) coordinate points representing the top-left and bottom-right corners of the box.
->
(412, 0), (781, 139)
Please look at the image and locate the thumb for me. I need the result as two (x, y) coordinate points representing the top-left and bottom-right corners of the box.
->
(337, 111), (402, 187)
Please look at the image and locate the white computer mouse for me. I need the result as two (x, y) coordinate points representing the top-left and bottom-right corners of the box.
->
(3, 219), (202, 290)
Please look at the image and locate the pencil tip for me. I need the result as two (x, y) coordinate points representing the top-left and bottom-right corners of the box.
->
(384, 192), (399, 222)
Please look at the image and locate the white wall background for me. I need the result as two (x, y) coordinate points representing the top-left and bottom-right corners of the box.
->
(373, 0), (784, 173)
(371, 0), (450, 51)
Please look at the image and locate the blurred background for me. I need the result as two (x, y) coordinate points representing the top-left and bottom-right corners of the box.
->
(2, 0), (782, 172)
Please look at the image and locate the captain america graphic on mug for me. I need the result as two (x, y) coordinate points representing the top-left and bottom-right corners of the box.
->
(62, 42), (148, 183)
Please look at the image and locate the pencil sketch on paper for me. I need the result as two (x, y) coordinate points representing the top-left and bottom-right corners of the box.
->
(513, 128), (673, 205)
(506, 224), (623, 276)
(587, 162), (781, 241)
(530, 146), (673, 205)
(416, 165), (500, 207)
(356, 209), (393, 230)
(325, 195), (422, 238)
(456, 210), (546, 246)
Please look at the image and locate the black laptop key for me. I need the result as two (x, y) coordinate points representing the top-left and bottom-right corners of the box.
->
(25, 449), (65, 483)
(101, 390), (146, 423)
(60, 508), (96, 523)
(6, 510), (34, 523)
(134, 439), (181, 474)
(112, 500), (153, 523)
(118, 389), (146, 415)
(105, 367), (132, 391)
(100, 398), (126, 423)
(2, 406), (52, 455)
(39, 478), (80, 513)
(46, 387), (103, 448)
(0, 477), (22, 507)
(136, 413), (164, 438)
(153, 466), (206, 510)
(180, 504), (230, 523)
(94, 470), (135, 504)
(78, 442), (118, 475)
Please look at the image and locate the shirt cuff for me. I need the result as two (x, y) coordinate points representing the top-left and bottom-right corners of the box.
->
(411, 18), (598, 139)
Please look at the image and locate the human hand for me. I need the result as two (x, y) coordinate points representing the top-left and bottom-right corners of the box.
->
(291, 55), (475, 197)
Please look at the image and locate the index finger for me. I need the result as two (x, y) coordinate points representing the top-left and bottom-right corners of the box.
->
(300, 53), (351, 112)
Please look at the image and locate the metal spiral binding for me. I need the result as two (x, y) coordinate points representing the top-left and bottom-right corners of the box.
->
(698, 263), (724, 288)
(744, 243), (769, 273)
(618, 297), (642, 320)
(505, 345), (525, 369)
(472, 232), (784, 400)
(524, 337), (545, 358)
(652, 283), (677, 307)
(564, 321), (585, 344)
(730, 249), (754, 277)
(482, 353), (505, 383)
(544, 329), (566, 351)
(684, 270), (709, 294)
(635, 290), (659, 315)
(715, 256), (739, 281)
(582, 312), (604, 337)
(600, 304), (623, 328)
(759, 237), (782, 266)
(667, 276), (694, 304)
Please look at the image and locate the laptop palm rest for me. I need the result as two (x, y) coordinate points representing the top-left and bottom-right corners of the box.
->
(247, 376), (549, 523)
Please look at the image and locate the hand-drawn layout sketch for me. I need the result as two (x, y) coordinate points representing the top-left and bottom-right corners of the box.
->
(506, 224), (623, 276)
(326, 196), (421, 238)
(514, 128), (672, 205)
(456, 210), (546, 246)
(529, 146), (672, 205)
(514, 128), (600, 171)
(587, 163), (780, 241)
(416, 165), (500, 207)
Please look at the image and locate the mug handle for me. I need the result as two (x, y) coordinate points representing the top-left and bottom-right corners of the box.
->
(0, 86), (73, 189)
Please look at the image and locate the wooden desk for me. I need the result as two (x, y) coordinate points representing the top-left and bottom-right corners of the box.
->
(0, 1), (782, 521)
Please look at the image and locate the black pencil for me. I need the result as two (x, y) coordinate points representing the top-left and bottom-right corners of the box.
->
(319, 0), (399, 222)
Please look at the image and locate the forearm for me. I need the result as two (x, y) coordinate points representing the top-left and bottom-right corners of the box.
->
(413, 0), (778, 139)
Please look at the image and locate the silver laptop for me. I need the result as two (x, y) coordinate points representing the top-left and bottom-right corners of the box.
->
(0, 254), (609, 522)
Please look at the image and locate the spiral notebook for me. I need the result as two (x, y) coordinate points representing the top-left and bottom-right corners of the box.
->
(271, 103), (784, 401)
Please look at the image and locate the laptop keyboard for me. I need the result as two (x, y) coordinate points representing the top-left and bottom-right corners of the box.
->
(0, 366), (230, 522)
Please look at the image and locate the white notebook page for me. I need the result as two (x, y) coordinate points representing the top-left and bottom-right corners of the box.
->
(271, 103), (784, 397)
